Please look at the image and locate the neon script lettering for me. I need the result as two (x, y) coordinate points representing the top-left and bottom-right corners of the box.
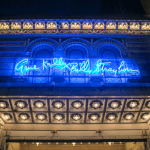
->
(15, 59), (39, 74)
(15, 58), (139, 76)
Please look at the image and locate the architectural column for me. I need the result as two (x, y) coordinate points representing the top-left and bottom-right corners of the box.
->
(147, 139), (150, 150)
(147, 120), (150, 150)
(0, 118), (6, 150)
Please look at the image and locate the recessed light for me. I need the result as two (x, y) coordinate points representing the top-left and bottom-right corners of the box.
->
(15, 100), (27, 109)
(71, 114), (82, 121)
(127, 100), (139, 109)
(19, 113), (29, 120)
(145, 101), (150, 108)
(52, 100), (64, 109)
(124, 113), (134, 120)
(106, 113), (117, 121)
(4, 113), (12, 120)
(54, 113), (65, 121)
(88, 114), (100, 121)
(0, 100), (8, 109)
(109, 100), (121, 109)
(141, 113), (150, 120)
(36, 113), (47, 121)
(34, 100), (45, 109)
(71, 100), (83, 109)
(90, 100), (102, 109)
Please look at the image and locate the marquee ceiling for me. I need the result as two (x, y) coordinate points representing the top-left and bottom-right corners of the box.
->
(0, 98), (150, 124)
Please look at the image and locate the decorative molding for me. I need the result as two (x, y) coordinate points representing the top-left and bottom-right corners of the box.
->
(0, 41), (25, 47)
(127, 42), (150, 47)
(0, 29), (150, 35)
(61, 38), (92, 57)
(26, 38), (59, 56)
(93, 38), (127, 57)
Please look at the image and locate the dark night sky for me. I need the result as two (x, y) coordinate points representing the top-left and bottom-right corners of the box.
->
(0, 0), (146, 19)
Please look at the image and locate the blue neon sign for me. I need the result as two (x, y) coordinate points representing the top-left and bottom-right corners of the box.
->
(15, 58), (140, 77)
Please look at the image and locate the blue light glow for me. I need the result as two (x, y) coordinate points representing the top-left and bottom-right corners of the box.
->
(15, 58), (139, 76)
(15, 59), (39, 74)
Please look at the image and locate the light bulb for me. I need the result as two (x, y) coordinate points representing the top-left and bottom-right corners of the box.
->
(74, 115), (80, 120)
(55, 102), (62, 108)
(72, 114), (82, 121)
(19, 114), (29, 120)
(54, 114), (64, 121)
(89, 114), (99, 121)
(130, 102), (137, 108)
(141, 113), (149, 120)
(4, 114), (11, 120)
(0, 103), (4, 107)
(111, 102), (119, 108)
(92, 102), (100, 108)
(35, 101), (44, 108)
(37, 114), (46, 121)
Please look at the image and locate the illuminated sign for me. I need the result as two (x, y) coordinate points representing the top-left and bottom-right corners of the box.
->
(15, 58), (140, 77)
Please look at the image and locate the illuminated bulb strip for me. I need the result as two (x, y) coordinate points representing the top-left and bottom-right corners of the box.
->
(0, 23), (9, 29)
(82, 23), (93, 29)
(35, 22), (45, 29)
(118, 23), (128, 29)
(141, 23), (150, 30)
(0, 21), (150, 31)
(130, 23), (140, 30)
(61, 23), (69, 29)
(106, 23), (116, 29)
(47, 22), (57, 29)
(11, 23), (21, 29)
(23, 22), (33, 29)
(71, 22), (81, 29)
(94, 23), (104, 29)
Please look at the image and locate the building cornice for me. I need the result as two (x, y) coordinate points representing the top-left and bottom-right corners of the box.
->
(0, 19), (150, 35)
